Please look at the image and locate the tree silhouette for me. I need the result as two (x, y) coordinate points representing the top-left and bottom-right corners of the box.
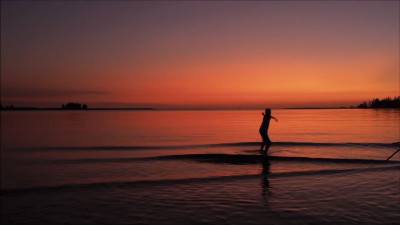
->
(62, 102), (88, 110)
(357, 96), (400, 108)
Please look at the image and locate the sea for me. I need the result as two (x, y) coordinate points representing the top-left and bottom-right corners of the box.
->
(1, 109), (399, 225)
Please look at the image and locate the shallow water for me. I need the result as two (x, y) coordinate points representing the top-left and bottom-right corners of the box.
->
(1, 109), (400, 224)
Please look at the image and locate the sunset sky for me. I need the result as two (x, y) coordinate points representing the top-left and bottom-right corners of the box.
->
(1, 1), (399, 109)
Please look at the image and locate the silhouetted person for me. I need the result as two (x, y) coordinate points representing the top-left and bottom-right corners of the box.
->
(259, 108), (278, 156)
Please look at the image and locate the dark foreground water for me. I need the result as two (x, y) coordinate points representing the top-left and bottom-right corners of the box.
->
(1, 109), (399, 224)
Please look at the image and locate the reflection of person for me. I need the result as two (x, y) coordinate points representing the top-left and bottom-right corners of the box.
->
(259, 108), (278, 156)
(261, 158), (271, 205)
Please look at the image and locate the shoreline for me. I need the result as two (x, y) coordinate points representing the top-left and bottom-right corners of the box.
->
(2, 107), (400, 111)
(0, 107), (156, 111)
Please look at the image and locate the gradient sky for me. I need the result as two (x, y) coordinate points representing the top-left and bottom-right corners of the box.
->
(1, 1), (399, 109)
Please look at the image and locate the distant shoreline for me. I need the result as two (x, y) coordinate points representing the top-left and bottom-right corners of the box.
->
(284, 107), (346, 110)
(1, 107), (400, 111)
(0, 107), (156, 111)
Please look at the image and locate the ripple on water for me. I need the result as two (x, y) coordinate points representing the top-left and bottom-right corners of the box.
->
(2, 167), (399, 225)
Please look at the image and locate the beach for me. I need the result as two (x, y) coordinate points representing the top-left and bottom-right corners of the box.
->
(1, 109), (399, 224)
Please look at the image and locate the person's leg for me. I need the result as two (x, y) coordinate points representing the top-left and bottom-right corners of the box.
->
(264, 136), (271, 156)
(260, 141), (265, 152)
(260, 132), (266, 153)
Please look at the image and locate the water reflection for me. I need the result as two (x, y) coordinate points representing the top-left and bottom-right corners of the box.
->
(261, 157), (272, 206)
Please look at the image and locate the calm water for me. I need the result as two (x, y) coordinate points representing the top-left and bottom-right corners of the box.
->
(1, 109), (399, 225)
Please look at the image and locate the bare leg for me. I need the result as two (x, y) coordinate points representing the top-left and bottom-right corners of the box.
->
(260, 134), (271, 156)
(260, 133), (266, 154)
(260, 142), (265, 153)
(264, 141), (271, 156)
(263, 135), (271, 156)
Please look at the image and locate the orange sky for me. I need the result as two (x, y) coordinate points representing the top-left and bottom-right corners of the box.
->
(1, 1), (399, 109)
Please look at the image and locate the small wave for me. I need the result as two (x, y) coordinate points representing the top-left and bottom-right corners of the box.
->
(2, 166), (398, 196)
(20, 154), (400, 165)
(12, 141), (395, 152)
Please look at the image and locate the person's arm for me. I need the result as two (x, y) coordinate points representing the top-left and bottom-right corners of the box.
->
(270, 116), (278, 122)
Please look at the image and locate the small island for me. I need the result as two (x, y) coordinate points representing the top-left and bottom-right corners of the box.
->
(62, 102), (88, 110)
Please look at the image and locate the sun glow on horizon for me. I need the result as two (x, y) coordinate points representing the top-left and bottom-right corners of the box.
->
(1, 1), (399, 108)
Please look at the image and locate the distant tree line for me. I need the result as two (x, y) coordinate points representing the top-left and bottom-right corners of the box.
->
(0, 102), (89, 110)
(357, 96), (400, 108)
(62, 102), (88, 110)
(0, 104), (14, 110)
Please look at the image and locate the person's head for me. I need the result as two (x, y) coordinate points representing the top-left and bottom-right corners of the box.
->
(264, 108), (271, 116)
